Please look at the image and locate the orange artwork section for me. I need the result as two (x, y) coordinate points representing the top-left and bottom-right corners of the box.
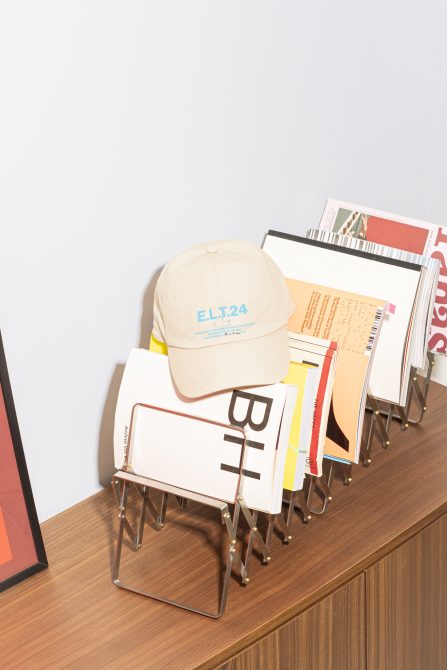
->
(0, 506), (13, 566)
(0, 383), (38, 581)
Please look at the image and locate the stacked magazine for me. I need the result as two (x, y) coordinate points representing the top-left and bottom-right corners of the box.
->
(113, 203), (443, 512)
(306, 228), (440, 373)
(114, 337), (342, 508)
(263, 230), (421, 407)
(286, 334), (337, 476)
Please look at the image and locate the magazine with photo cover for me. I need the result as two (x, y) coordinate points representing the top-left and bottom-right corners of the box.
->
(319, 198), (447, 360)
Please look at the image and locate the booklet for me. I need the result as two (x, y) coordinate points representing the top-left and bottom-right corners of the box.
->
(282, 361), (319, 491)
(114, 349), (297, 514)
(286, 278), (385, 464)
(287, 333), (337, 476)
(319, 198), (447, 358)
(263, 230), (421, 406)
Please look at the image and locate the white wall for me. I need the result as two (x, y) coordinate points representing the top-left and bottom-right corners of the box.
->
(1, 1), (446, 521)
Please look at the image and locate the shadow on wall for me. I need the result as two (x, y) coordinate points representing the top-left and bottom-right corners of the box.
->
(97, 267), (163, 487)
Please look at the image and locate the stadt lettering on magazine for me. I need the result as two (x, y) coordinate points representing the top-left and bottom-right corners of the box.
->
(430, 227), (447, 354)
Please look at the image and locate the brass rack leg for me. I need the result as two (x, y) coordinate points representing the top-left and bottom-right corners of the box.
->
(362, 411), (376, 466)
(158, 492), (168, 527)
(112, 477), (138, 546)
(226, 500), (270, 586)
(362, 398), (392, 466)
(238, 498), (270, 569)
(402, 353), (435, 424)
(411, 372), (427, 410)
(136, 485), (147, 549)
(306, 473), (333, 515)
(385, 405), (394, 434)
(368, 397), (392, 446)
(265, 514), (274, 558)
(267, 489), (311, 551)
(296, 489), (312, 523)
(284, 489), (312, 526)
(219, 545), (236, 615)
(223, 501), (251, 583)
(276, 512), (292, 544)
(241, 511), (258, 582)
(111, 477), (121, 506)
(405, 380), (414, 419)
(368, 353), (434, 429)
(396, 404), (409, 429)
(343, 463), (353, 486)
(136, 485), (165, 532)
(326, 461), (335, 489)
(286, 490), (295, 528)
(175, 496), (187, 509)
(113, 479), (129, 583)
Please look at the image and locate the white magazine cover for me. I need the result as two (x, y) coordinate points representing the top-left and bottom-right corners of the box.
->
(114, 349), (297, 514)
(263, 231), (421, 406)
(319, 198), (447, 369)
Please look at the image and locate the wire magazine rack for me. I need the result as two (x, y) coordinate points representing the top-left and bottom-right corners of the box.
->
(112, 402), (271, 619)
(111, 352), (438, 618)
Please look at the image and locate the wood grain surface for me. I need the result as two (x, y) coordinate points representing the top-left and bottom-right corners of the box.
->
(0, 381), (446, 670)
(367, 514), (447, 670)
(217, 575), (366, 670)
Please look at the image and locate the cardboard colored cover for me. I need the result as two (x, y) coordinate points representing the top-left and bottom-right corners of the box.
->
(286, 278), (385, 463)
(263, 231), (420, 405)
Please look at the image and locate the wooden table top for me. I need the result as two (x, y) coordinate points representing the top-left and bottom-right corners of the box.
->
(1, 381), (447, 670)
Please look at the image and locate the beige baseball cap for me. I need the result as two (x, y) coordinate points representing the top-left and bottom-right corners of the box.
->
(153, 239), (295, 398)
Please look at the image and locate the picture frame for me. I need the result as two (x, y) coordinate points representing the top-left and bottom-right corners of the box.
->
(0, 331), (48, 592)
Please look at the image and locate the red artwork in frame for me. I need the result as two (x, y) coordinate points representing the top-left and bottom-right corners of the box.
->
(0, 332), (47, 591)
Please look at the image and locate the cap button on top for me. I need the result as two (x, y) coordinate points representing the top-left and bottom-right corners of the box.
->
(205, 245), (218, 254)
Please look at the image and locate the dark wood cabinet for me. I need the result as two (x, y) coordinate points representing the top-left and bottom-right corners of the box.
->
(1, 382), (446, 669)
(367, 514), (447, 670)
(219, 514), (447, 670)
(218, 575), (366, 670)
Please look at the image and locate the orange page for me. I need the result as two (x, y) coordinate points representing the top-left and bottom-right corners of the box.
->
(0, 506), (13, 566)
(286, 278), (385, 462)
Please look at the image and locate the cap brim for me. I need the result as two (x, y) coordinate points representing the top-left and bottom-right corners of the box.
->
(167, 327), (291, 399)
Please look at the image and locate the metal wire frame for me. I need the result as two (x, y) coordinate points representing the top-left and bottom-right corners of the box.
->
(112, 402), (271, 618)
